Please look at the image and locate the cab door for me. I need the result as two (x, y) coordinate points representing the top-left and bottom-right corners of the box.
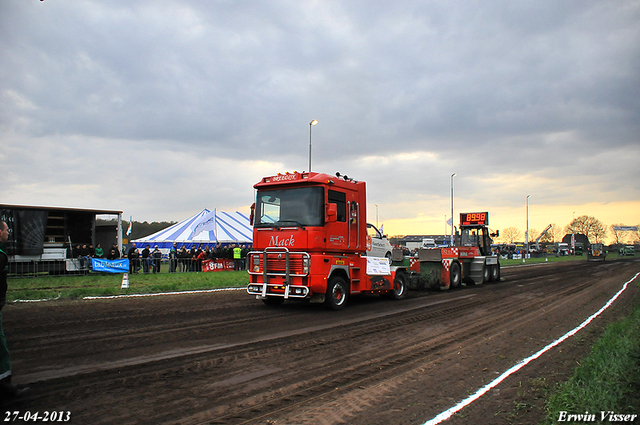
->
(325, 189), (349, 251)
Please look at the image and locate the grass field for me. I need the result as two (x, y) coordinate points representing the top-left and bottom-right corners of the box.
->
(6, 267), (249, 302)
(543, 306), (640, 423)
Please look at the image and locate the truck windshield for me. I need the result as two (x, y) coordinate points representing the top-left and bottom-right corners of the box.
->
(255, 187), (324, 227)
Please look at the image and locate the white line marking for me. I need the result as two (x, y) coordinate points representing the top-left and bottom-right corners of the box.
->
(422, 271), (640, 425)
(82, 287), (245, 300)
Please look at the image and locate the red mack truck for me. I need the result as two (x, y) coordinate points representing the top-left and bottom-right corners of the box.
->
(246, 172), (501, 310)
(247, 171), (404, 310)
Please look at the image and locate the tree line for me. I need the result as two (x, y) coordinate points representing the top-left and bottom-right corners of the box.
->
(498, 215), (639, 245)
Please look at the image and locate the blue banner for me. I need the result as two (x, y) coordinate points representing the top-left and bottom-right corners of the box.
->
(92, 258), (129, 273)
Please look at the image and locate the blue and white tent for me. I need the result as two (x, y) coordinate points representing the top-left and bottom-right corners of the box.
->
(132, 209), (252, 251)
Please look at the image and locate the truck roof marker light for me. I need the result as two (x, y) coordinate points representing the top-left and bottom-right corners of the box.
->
(327, 179), (334, 184)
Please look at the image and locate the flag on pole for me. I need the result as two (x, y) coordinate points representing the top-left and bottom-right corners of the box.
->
(127, 216), (132, 236)
(379, 224), (384, 235)
(191, 210), (217, 237)
(446, 217), (453, 226)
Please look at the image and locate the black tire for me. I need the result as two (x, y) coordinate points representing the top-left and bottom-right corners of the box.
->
(384, 271), (407, 300)
(325, 275), (349, 310)
(482, 264), (490, 283)
(490, 263), (501, 282)
(449, 262), (461, 289)
(261, 296), (284, 307)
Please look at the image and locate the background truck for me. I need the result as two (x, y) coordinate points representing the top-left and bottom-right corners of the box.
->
(421, 238), (437, 249)
(619, 245), (635, 256)
(246, 172), (405, 310)
(390, 212), (500, 290)
(557, 242), (570, 256)
(588, 243), (607, 261)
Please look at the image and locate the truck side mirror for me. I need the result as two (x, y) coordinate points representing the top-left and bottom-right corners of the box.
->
(327, 203), (338, 222)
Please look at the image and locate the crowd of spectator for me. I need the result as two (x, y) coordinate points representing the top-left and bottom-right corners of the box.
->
(126, 242), (252, 274)
(71, 242), (251, 273)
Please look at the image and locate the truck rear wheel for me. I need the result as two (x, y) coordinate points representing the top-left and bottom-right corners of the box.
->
(325, 276), (349, 311)
(383, 271), (407, 300)
(449, 262), (461, 289)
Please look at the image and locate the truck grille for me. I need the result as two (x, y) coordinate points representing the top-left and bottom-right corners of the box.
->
(248, 248), (309, 277)
(265, 255), (305, 273)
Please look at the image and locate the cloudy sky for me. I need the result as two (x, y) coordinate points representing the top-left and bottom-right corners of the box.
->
(2, 0), (639, 241)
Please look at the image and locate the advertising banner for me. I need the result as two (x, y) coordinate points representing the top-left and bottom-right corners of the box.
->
(92, 258), (129, 273)
(202, 259), (235, 272)
(366, 257), (391, 275)
(613, 226), (638, 232)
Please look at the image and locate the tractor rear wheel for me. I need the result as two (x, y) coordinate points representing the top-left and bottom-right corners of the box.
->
(490, 264), (501, 282)
(449, 262), (461, 289)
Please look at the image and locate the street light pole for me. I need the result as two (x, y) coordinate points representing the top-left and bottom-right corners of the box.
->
(309, 120), (318, 172)
(450, 173), (457, 246)
(526, 194), (530, 259)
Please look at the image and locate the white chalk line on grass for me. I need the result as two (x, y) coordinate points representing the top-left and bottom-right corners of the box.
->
(423, 270), (640, 425)
(83, 286), (246, 300)
(11, 287), (246, 303)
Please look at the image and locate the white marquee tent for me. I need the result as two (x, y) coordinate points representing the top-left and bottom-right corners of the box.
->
(132, 209), (252, 251)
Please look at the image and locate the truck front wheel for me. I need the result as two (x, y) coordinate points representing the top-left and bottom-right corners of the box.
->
(325, 276), (349, 311)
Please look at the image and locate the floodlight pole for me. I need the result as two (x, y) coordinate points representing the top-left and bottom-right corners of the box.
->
(450, 173), (457, 246)
(525, 194), (530, 260)
(309, 120), (318, 172)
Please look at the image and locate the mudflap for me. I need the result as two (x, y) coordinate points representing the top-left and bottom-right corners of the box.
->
(368, 274), (393, 291)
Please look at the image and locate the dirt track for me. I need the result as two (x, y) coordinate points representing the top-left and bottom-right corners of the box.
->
(3, 258), (639, 424)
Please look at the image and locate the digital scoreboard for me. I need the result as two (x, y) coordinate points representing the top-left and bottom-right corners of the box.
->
(460, 212), (489, 227)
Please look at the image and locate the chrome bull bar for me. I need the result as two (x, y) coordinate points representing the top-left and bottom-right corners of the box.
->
(247, 247), (310, 299)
